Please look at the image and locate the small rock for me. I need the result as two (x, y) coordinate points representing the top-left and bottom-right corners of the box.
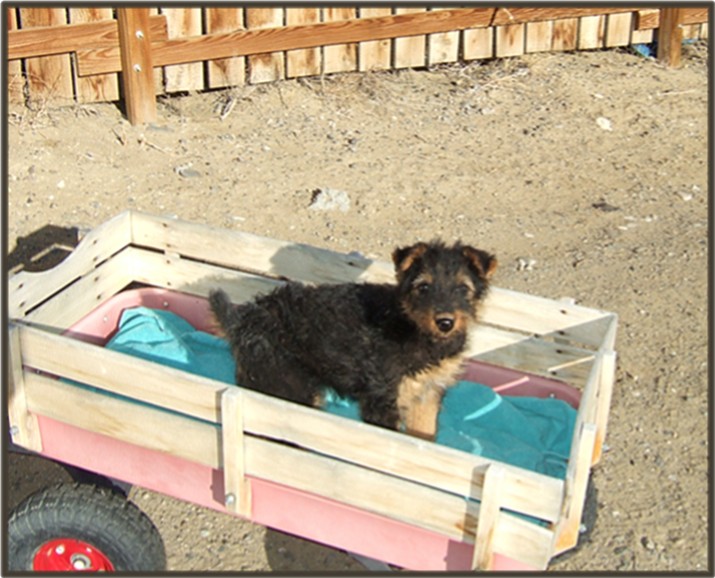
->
(596, 116), (613, 131)
(175, 164), (201, 178)
(56, 179), (66, 189)
(678, 191), (693, 202)
(641, 536), (656, 551)
(516, 257), (536, 271)
(309, 188), (351, 213)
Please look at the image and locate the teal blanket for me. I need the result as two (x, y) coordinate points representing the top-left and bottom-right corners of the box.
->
(106, 307), (575, 479)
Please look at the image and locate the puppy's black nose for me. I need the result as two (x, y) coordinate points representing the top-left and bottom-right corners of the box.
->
(435, 316), (455, 333)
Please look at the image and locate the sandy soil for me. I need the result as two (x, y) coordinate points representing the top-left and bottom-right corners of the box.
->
(6, 43), (709, 572)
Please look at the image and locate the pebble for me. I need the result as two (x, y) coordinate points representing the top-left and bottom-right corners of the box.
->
(641, 536), (656, 551)
(596, 116), (613, 131)
(516, 257), (536, 271)
(175, 164), (202, 178)
(309, 188), (351, 213)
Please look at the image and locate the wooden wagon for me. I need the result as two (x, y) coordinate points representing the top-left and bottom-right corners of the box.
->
(7, 211), (617, 571)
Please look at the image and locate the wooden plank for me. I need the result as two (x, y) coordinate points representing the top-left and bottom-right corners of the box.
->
(552, 18), (578, 51)
(19, 324), (228, 424)
(491, 7), (639, 27)
(605, 12), (632, 47)
(578, 15), (605, 49)
(428, 7), (460, 65)
(206, 7), (246, 88)
(246, 436), (555, 569)
(635, 8), (660, 30)
(635, 7), (709, 30)
(553, 423), (597, 555)
(7, 324), (42, 452)
(117, 8), (157, 125)
(495, 23), (525, 57)
(463, 26), (493, 60)
(221, 388), (251, 516)
(77, 8), (498, 76)
(394, 7), (427, 69)
(472, 465), (504, 570)
(358, 7), (392, 72)
(8, 211), (132, 319)
(7, 8), (24, 103)
(285, 7), (321, 78)
(68, 7), (119, 103)
(246, 7), (284, 84)
(592, 349), (616, 465)
(323, 7), (358, 74)
(658, 8), (684, 68)
(24, 372), (221, 468)
(19, 7), (74, 104)
(7, 14), (168, 60)
(525, 20), (553, 53)
(161, 7), (203, 93)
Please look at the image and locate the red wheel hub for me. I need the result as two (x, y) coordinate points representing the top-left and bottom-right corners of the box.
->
(33, 538), (114, 572)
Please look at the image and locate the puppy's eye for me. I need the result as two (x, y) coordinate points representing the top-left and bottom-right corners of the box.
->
(416, 282), (431, 294)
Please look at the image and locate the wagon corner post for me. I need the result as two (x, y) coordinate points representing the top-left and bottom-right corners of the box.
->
(220, 387), (252, 518)
(117, 8), (157, 125)
(657, 7), (684, 68)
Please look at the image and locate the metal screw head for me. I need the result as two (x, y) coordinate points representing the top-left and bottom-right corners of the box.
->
(225, 493), (236, 506)
(135, 30), (145, 39)
(133, 64), (142, 73)
(9, 425), (19, 436)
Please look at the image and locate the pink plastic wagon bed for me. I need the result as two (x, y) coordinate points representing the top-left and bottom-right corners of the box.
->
(38, 287), (581, 571)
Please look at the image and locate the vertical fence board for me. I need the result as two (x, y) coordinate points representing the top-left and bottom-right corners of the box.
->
(428, 7), (460, 65)
(69, 7), (119, 103)
(552, 18), (578, 51)
(147, 8), (164, 95)
(19, 7), (74, 105)
(700, 22), (708, 39)
(578, 15), (605, 49)
(285, 7), (321, 78)
(246, 7), (285, 83)
(323, 7), (358, 74)
(463, 26), (493, 60)
(605, 12), (632, 47)
(394, 7), (427, 69)
(658, 8), (684, 68)
(358, 7), (392, 72)
(206, 7), (246, 89)
(162, 7), (204, 93)
(117, 8), (157, 125)
(7, 7), (24, 103)
(495, 23), (525, 57)
(526, 20), (553, 53)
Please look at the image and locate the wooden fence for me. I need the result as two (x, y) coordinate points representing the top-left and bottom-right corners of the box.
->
(6, 6), (710, 125)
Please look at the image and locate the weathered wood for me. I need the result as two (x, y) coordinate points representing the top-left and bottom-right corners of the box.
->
(635, 7), (709, 30)
(551, 18), (578, 51)
(7, 8), (24, 103)
(472, 465), (504, 570)
(525, 20), (553, 53)
(428, 7), (459, 65)
(578, 15), (606, 49)
(7, 324), (42, 452)
(463, 26), (493, 60)
(323, 7), (358, 74)
(117, 8), (156, 125)
(221, 388), (251, 516)
(286, 7), (321, 78)
(658, 8), (685, 68)
(69, 7), (119, 103)
(206, 7), (245, 88)
(592, 349), (616, 465)
(246, 7), (284, 84)
(358, 7), (392, 72)
(495, 23), (525, 57)
(162, 7), (203, 92)
(19, 7), (73, 104)
(393, 7), (428, 69)
(605, 12), (632, 47)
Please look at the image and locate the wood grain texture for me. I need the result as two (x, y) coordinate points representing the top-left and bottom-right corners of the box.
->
(285, 7), (321, 78)
(246, 7), (284, 84)
(206, 7), (246, 88)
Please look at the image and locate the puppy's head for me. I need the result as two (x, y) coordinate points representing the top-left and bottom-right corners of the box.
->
(392, 241), (497, 340)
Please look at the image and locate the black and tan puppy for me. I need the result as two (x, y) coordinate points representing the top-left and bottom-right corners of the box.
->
(209, 241), (496, 439)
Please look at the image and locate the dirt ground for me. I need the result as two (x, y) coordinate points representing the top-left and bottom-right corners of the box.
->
(6, 43), (710, 572)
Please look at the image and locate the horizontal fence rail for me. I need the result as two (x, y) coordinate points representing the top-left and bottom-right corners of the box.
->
(6, 6), (710, 124)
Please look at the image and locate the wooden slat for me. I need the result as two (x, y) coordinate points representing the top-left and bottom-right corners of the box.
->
(592, 349), (616, 465)
(578, 15), (606, 49)
(221, 388), (251, 516)
(323, 7), (358, 74)
(605, 12), (632, 47)
(495, 23), (525, 57)
(161, 7), (203, 93)
(491, 7), (639, 27)
(463, 26), (493, 60)
(19, 7), (73, 104)
(7, 324), (42, 452)
(24, 372), (221, 468)
(635, 7), (709, 30)
(526, 20), (553, 53)
(206, 7), (246, 88)
(285, 7), (321, 78)
(246, 7), (284, 84)
(552, 18), (578, 51)
(8, 211), (132, 319)
(394, 7), (427, 69)
(658, 8), (685, 68)
(117, 8), (156, 126)
(68, 8), (119, 104)
(472, 465), (504, 570)
(358, 7), (392, 72)
(428, 7), (460, 65)
(19, 324), (228, 424)
(7, 8), (24, 103)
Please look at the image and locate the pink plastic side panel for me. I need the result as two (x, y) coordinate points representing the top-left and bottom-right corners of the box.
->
(35, 416), (536, 570)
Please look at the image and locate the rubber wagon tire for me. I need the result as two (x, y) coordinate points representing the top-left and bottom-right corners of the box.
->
(7, 483), (166, 572)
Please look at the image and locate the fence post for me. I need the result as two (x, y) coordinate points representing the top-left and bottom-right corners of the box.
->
(657, 8), (684, 68)
(117, 8), (157, 125)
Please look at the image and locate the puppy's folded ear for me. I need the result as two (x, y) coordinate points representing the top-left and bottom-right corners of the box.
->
(462, 246), (498, 279)
(392, 242), (428, 276)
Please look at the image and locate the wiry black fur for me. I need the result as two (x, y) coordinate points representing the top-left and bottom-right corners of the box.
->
(209, 241), (496, 431)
